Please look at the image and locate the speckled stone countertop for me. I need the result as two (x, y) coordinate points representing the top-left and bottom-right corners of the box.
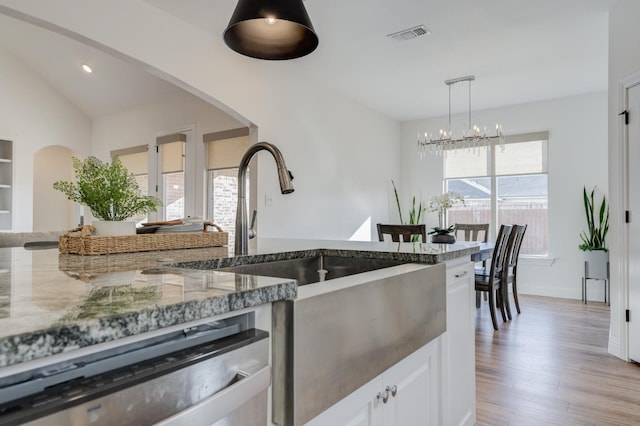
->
(0, 238), (488, 370)
(0, 246), (296, 369)
(176, 238), (488, 270)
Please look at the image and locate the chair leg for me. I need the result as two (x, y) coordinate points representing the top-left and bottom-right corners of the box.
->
(512, 278), (521, 314)
(497, 288), (507, 323)
(476, 290), (481, 308)
(487, 287), (499, 330)
(503, 284), (512, 321)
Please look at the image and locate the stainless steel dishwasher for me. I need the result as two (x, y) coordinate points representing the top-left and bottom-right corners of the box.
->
(0, 312), (270, 426)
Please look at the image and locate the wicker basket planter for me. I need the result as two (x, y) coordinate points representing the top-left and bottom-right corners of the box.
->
(59, 222), (228, 255)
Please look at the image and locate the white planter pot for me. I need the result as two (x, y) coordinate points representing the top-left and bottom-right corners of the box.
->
(92, 221), (136, 236)
(582, 250), (609, 280)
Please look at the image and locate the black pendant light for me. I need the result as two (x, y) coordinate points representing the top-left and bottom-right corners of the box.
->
(223, 0), (319, 60)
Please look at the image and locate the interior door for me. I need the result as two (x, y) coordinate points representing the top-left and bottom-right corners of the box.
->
(628, 82), (640, 362)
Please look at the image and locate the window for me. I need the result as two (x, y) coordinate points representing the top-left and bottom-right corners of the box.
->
(445, 132), (549, 256)
(204, 128), (250, 245)
(157, 133), (187, 221)
(111, 145), (150, 225)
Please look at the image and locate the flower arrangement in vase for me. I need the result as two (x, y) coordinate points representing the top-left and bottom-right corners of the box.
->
(427, 191), (464, 243)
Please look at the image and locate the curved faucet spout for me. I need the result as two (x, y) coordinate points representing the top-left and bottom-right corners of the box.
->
(235, 142), (294, 255)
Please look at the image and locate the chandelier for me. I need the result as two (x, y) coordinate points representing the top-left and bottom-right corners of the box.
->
(417, 75), (504, 158)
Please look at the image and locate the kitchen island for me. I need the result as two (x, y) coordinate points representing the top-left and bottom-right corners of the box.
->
(0, 238), (489, 425)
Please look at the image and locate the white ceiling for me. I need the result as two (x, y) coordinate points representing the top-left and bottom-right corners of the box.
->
(0, 0), (617, 122)
(145, 0), (616, 122)
(0, 12), (185, 119)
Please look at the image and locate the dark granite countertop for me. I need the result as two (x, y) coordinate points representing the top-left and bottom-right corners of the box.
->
(177, 238), (487, 270)
(0, 246), (296, 369)
(0, 238), (487, 369)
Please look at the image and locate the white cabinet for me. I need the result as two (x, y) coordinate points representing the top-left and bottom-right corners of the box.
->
(306, 338), (440, 426)
(442, 257), (476, 426)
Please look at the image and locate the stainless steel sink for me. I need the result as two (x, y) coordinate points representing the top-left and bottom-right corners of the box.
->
(217, 255), (406, 285)
(215, 253), (446, 426)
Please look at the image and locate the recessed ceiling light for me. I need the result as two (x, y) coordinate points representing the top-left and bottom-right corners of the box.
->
(82, 64), (93, 73)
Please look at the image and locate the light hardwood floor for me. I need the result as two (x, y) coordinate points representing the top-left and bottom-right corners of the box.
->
(475, 295), (640, 426)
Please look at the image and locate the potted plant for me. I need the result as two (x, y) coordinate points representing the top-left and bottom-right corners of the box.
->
(427, 191), (464, 243)
(391, 180), (425, 242)
(579, 186), (609, 280)
(53, 156), (162, 235)
(429, 225), (456, 244)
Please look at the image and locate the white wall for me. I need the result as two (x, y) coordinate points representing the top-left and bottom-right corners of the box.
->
(608, 0), (640, 359)
(33, 146), (76, 231)
(92, 90), (245, 221)
(0, 44), (91, 231)
(401, 92), (608, 300)
(0, 0), (400, 241)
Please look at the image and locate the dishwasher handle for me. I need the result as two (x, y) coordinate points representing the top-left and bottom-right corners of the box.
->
(154, 365), (271, 426)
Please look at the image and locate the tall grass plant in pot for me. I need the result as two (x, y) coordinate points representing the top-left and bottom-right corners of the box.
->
(54, 156), (162, 235)
(391, 180), (425, 242)
(579, 186), (609, 279)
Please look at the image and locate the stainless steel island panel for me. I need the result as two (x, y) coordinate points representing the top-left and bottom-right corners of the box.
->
(272, 263), (446, 426)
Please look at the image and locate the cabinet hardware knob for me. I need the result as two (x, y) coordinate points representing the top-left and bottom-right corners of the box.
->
(376, 390), (389, 404)
(387, 385), (398, 397)
(455, 271), (468, 278)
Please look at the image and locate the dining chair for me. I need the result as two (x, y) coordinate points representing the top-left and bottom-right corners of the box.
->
(455, 223), (490, 305)
(502, 224), (527, 320)
(454, 223), (489, 243)
(474, 224), (512, 330)
(376, 223), (427, 243)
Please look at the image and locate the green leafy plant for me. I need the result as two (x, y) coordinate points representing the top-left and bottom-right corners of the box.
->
(392, 180), (424, 225)
(53, 156), (162, 221)
(429, 225), (455, 236)
(391, 180), (425, 242)
(579, 186), (609, 252)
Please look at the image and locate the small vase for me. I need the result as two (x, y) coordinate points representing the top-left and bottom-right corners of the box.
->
(92, 220), (136, 236)
(431, 234), (456, 244)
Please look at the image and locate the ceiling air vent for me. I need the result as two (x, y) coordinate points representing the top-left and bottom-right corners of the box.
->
(387, 25), (431, 42)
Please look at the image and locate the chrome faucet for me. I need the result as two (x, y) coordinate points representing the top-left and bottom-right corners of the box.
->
(235, 142), (294, 255)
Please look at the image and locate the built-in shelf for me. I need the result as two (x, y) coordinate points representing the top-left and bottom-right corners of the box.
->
(0, 139), (11, 229)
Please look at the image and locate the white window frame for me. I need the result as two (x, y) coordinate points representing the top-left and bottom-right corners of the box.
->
(445, 131), (549, 255)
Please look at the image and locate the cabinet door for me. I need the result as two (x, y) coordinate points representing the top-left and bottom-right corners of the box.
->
(305, 375), (383, 426)
(442, 259), (476, 426)
(384, 339), (440, 426)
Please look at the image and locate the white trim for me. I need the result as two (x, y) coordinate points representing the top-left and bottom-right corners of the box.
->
(518, 256), (556, 267)
(613, 70), (640, 361)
